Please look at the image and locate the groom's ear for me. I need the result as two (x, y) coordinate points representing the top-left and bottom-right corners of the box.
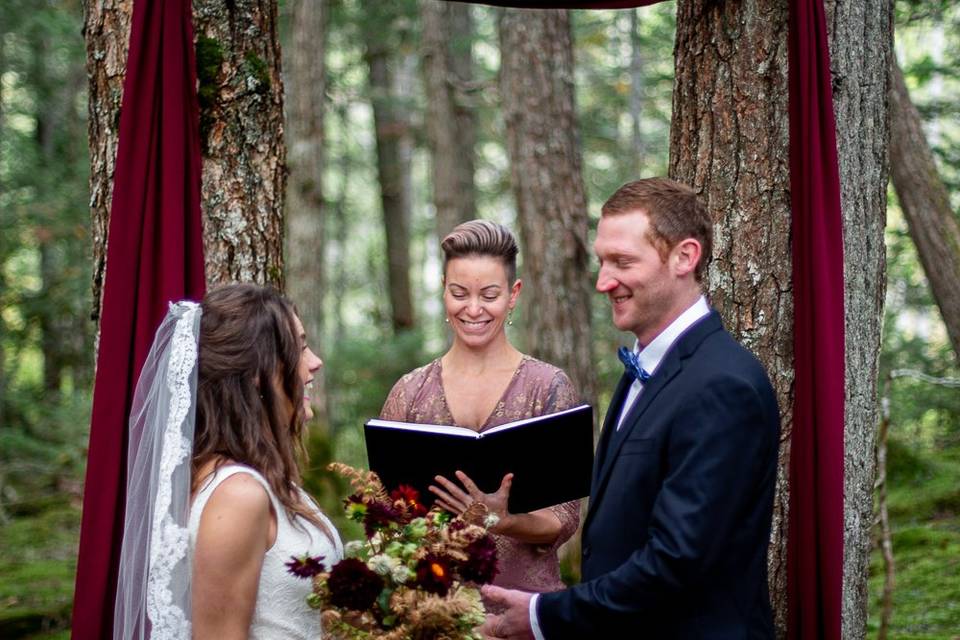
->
(672, 238), (702, 278)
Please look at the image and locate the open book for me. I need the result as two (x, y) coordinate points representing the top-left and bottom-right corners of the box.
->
(364, 404), (594, 514)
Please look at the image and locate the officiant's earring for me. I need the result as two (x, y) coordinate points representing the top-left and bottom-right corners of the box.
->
(444, 316), (449, 324)
(507, 310), (514, 326)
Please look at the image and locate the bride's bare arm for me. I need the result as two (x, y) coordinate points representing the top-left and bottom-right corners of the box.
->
(192, 474), (276, 640)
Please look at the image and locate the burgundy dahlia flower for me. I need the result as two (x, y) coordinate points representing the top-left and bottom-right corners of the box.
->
(363, 499), (402, 537)
(327, 558), (384, 611)
(391, 484), (428, 518)
(285, 554), (326, 578)
(415, 553), (454, 596)
(460, 534), (498, 584)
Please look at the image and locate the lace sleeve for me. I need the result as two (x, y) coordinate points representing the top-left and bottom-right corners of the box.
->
(379, 377), (410, 421)
(544, 370), (579, 413)
(546, 499), (581, 549)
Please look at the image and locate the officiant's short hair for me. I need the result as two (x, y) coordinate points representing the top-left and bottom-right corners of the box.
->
(602, 177), (713, 283)
(441, 220), (519, 283)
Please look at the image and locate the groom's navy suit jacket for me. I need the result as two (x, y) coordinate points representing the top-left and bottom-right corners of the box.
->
(538, 311), (779, 639)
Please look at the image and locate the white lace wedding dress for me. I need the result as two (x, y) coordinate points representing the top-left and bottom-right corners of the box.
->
(188, 464), (343, 639)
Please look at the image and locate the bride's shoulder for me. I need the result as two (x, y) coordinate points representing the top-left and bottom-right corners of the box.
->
(204, 471), (272, 519)
(193, 471), (274, 549)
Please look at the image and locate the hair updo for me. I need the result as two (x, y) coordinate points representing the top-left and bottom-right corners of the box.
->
(440, 219), (519, 283)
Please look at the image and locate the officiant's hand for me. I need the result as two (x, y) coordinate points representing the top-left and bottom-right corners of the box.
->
(429, 470), (512, 530)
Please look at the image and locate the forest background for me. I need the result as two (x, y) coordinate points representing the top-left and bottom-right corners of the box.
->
(1, 0), (959, 638)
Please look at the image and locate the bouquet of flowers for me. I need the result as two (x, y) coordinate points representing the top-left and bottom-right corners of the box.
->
(287, 463), (499, 640)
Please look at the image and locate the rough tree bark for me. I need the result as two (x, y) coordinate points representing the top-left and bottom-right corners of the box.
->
(421, 0), (478, 238)
(669, 0), (793, 633)
(83, 0), (133, 320)
(285, 0), (328, 418)
(363, 13), (416, 332)
(86, 0), (287, 310)
(890, 57), (960, 363)
(193, 0), (286, 287)
(824, 1), (892, 637)
(498, 8), (597, 421)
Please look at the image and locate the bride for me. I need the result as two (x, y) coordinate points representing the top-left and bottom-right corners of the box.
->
(113, 283), (342, 639)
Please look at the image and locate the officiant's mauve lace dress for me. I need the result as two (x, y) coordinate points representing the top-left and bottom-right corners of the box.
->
(188, 464), (343, 639)
(380, 355), (581, 595)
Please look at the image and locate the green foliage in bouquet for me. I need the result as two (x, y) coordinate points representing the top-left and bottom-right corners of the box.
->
(287, 463), (499, 640)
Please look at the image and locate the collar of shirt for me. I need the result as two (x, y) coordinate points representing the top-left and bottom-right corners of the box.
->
(633, 294), (711, 378)
(615, 295), (711, 431)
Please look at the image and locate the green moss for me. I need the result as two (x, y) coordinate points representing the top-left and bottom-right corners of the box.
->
(0, 506), (78, 638)
(243, 51), (270, 94)
(194, 36), (224, 150)
(868, 443), (960, 638)
(267, 264), (283, 284)
(195, 36), (223, 102)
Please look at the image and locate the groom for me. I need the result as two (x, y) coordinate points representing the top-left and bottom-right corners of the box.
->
(482, 178), (779, 639)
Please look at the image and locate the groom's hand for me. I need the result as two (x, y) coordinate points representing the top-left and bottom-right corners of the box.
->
(479, 585), (535, 640)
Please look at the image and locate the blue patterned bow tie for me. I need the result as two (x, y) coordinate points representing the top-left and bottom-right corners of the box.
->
(618, 346), (651, 383)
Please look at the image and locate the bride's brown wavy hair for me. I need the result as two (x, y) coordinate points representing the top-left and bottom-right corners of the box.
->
(192, 283), (325, 532)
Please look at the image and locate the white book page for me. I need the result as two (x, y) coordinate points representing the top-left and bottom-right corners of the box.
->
(366, 404), (590, 438)
(470, 403), (591, 436)
(364, 419), (481, 438)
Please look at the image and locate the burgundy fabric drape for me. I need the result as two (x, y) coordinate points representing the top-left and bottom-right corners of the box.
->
(70, 0), (205, 636)
(787, 1), (845, 638)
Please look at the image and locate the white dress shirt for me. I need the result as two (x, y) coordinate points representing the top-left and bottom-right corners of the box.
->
(615, 295), (711, 430)
(528, 295), (711, 640)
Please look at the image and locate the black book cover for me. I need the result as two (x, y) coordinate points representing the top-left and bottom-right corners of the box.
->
(364, 404), (594, 514)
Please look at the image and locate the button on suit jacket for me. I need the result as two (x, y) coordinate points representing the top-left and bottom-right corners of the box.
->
(538, 311), (779, 639)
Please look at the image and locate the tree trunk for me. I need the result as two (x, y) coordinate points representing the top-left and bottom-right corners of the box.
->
(331, 103), (353, 350)
(889, 57), (960, 363)
(824, 1), (892, 637)
(34, 25), (86, 395)
(629, 9), (644, 175)
(363, 21), (416, 332)
(34, 27), (60, 394)
(193, 0), (286, 287)
(285, 0), (328, 420)
(0, 33), (4, 425)
(40, 243), (62, 393)
(498, 8), (596, 423)
(669, 1), (793, 633)
(421, 0), (478, 239)
(84, 0), (133, 321)
(87, 0), (287, 307)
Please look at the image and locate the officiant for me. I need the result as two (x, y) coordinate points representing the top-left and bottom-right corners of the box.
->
(379, 220), (581, 600)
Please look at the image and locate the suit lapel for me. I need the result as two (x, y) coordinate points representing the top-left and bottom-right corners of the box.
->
(585, 355), (682, 526)
(585, 311), (724, 528)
